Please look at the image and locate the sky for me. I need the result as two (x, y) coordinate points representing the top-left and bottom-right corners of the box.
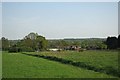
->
(2, 2), (118, 40)
(118, 1), (120, 34)
(1, 0), (119, 2)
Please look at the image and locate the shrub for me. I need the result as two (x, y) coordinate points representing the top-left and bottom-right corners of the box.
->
(8, 47), (21, 53)
(20, 46), (34, 52)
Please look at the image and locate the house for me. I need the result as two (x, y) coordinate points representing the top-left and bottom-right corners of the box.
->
(48, 48), (62, 51)
(64, 46), (81, 51)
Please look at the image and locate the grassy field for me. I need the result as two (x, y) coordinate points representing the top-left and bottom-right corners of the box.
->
(26, 50), (118, 71)
(24, 50), (119, 77)
(2, 51), (116, 78)
(0, 51), (2, 79)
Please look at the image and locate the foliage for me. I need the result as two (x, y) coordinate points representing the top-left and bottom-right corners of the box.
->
(8, 47), (21, 53)
(47, 40), (69, 49)
(80, 39), (107, 49)
(118, 35), (120, 48)
(1, 33), (47, 52)
(106, 36), (118, 49)
(48, 38), (107, 50)
(19, 46), (34, 52)
(2, 34), (120, 52)
(12, 33), (48, 52)
(35, 36), (48, 51)
(1, 37), (9, 51)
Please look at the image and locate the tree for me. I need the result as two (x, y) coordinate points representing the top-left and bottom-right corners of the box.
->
(80, 39), (107, 50)
(106, 36), (118, 49)
(36, 35), (47, 51)
(118, 35), (120, 48)
(72, 41), (80, 46)
(25, 32), (38, 40)
(15, 32), (47, 52)
(8, 44), (21, 53)
(15, 37), (34, 52)
(1, 37), (9, 51)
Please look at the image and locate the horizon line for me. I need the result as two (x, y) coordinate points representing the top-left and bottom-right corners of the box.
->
(0, 37), (109, 40)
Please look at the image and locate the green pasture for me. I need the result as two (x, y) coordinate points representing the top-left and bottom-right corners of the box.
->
(28, 50), (118, 71)
(2, 51), (116, 78)
(0, 52), (2, 79)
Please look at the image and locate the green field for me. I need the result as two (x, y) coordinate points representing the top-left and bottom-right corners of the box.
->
(0, 51), (2, 79)
(26, 50), (118, 71)
(2, 51), (116, 78)
(24, 50), (119, 77)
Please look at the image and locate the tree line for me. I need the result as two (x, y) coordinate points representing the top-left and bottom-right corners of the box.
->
(48, 38), (107, 50)
(0, 33), (120, 52)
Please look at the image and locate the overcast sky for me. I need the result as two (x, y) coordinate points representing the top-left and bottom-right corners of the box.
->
(2, 2), (118, 40)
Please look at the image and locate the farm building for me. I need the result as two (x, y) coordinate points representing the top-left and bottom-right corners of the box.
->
(48, 48), (62, 51)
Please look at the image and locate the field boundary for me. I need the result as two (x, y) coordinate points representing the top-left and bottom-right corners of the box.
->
(21, 52), (119, 78)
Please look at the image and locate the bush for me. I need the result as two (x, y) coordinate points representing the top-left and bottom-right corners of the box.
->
(20, 46), (34, 52)
(8, 47), (21, 53)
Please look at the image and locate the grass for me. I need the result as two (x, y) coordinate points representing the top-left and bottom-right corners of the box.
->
(2, 51), (116, 78)
(25, 50), (119, 77)
(28, 50), (118, 71)
(0, 51), (2, 79)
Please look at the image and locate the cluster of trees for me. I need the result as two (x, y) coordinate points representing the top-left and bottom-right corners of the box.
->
(1, 32), (47, 52)
(80, 39), (107, 50)
(1, 33), (119, 52)
(106, 35), (120, 49)
(48, 35), (120, 50)
(48, 38), (107, 50)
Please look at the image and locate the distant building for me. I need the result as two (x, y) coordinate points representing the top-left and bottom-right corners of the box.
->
(48, 48), (63, 52)
(64, 46), (81, 51)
